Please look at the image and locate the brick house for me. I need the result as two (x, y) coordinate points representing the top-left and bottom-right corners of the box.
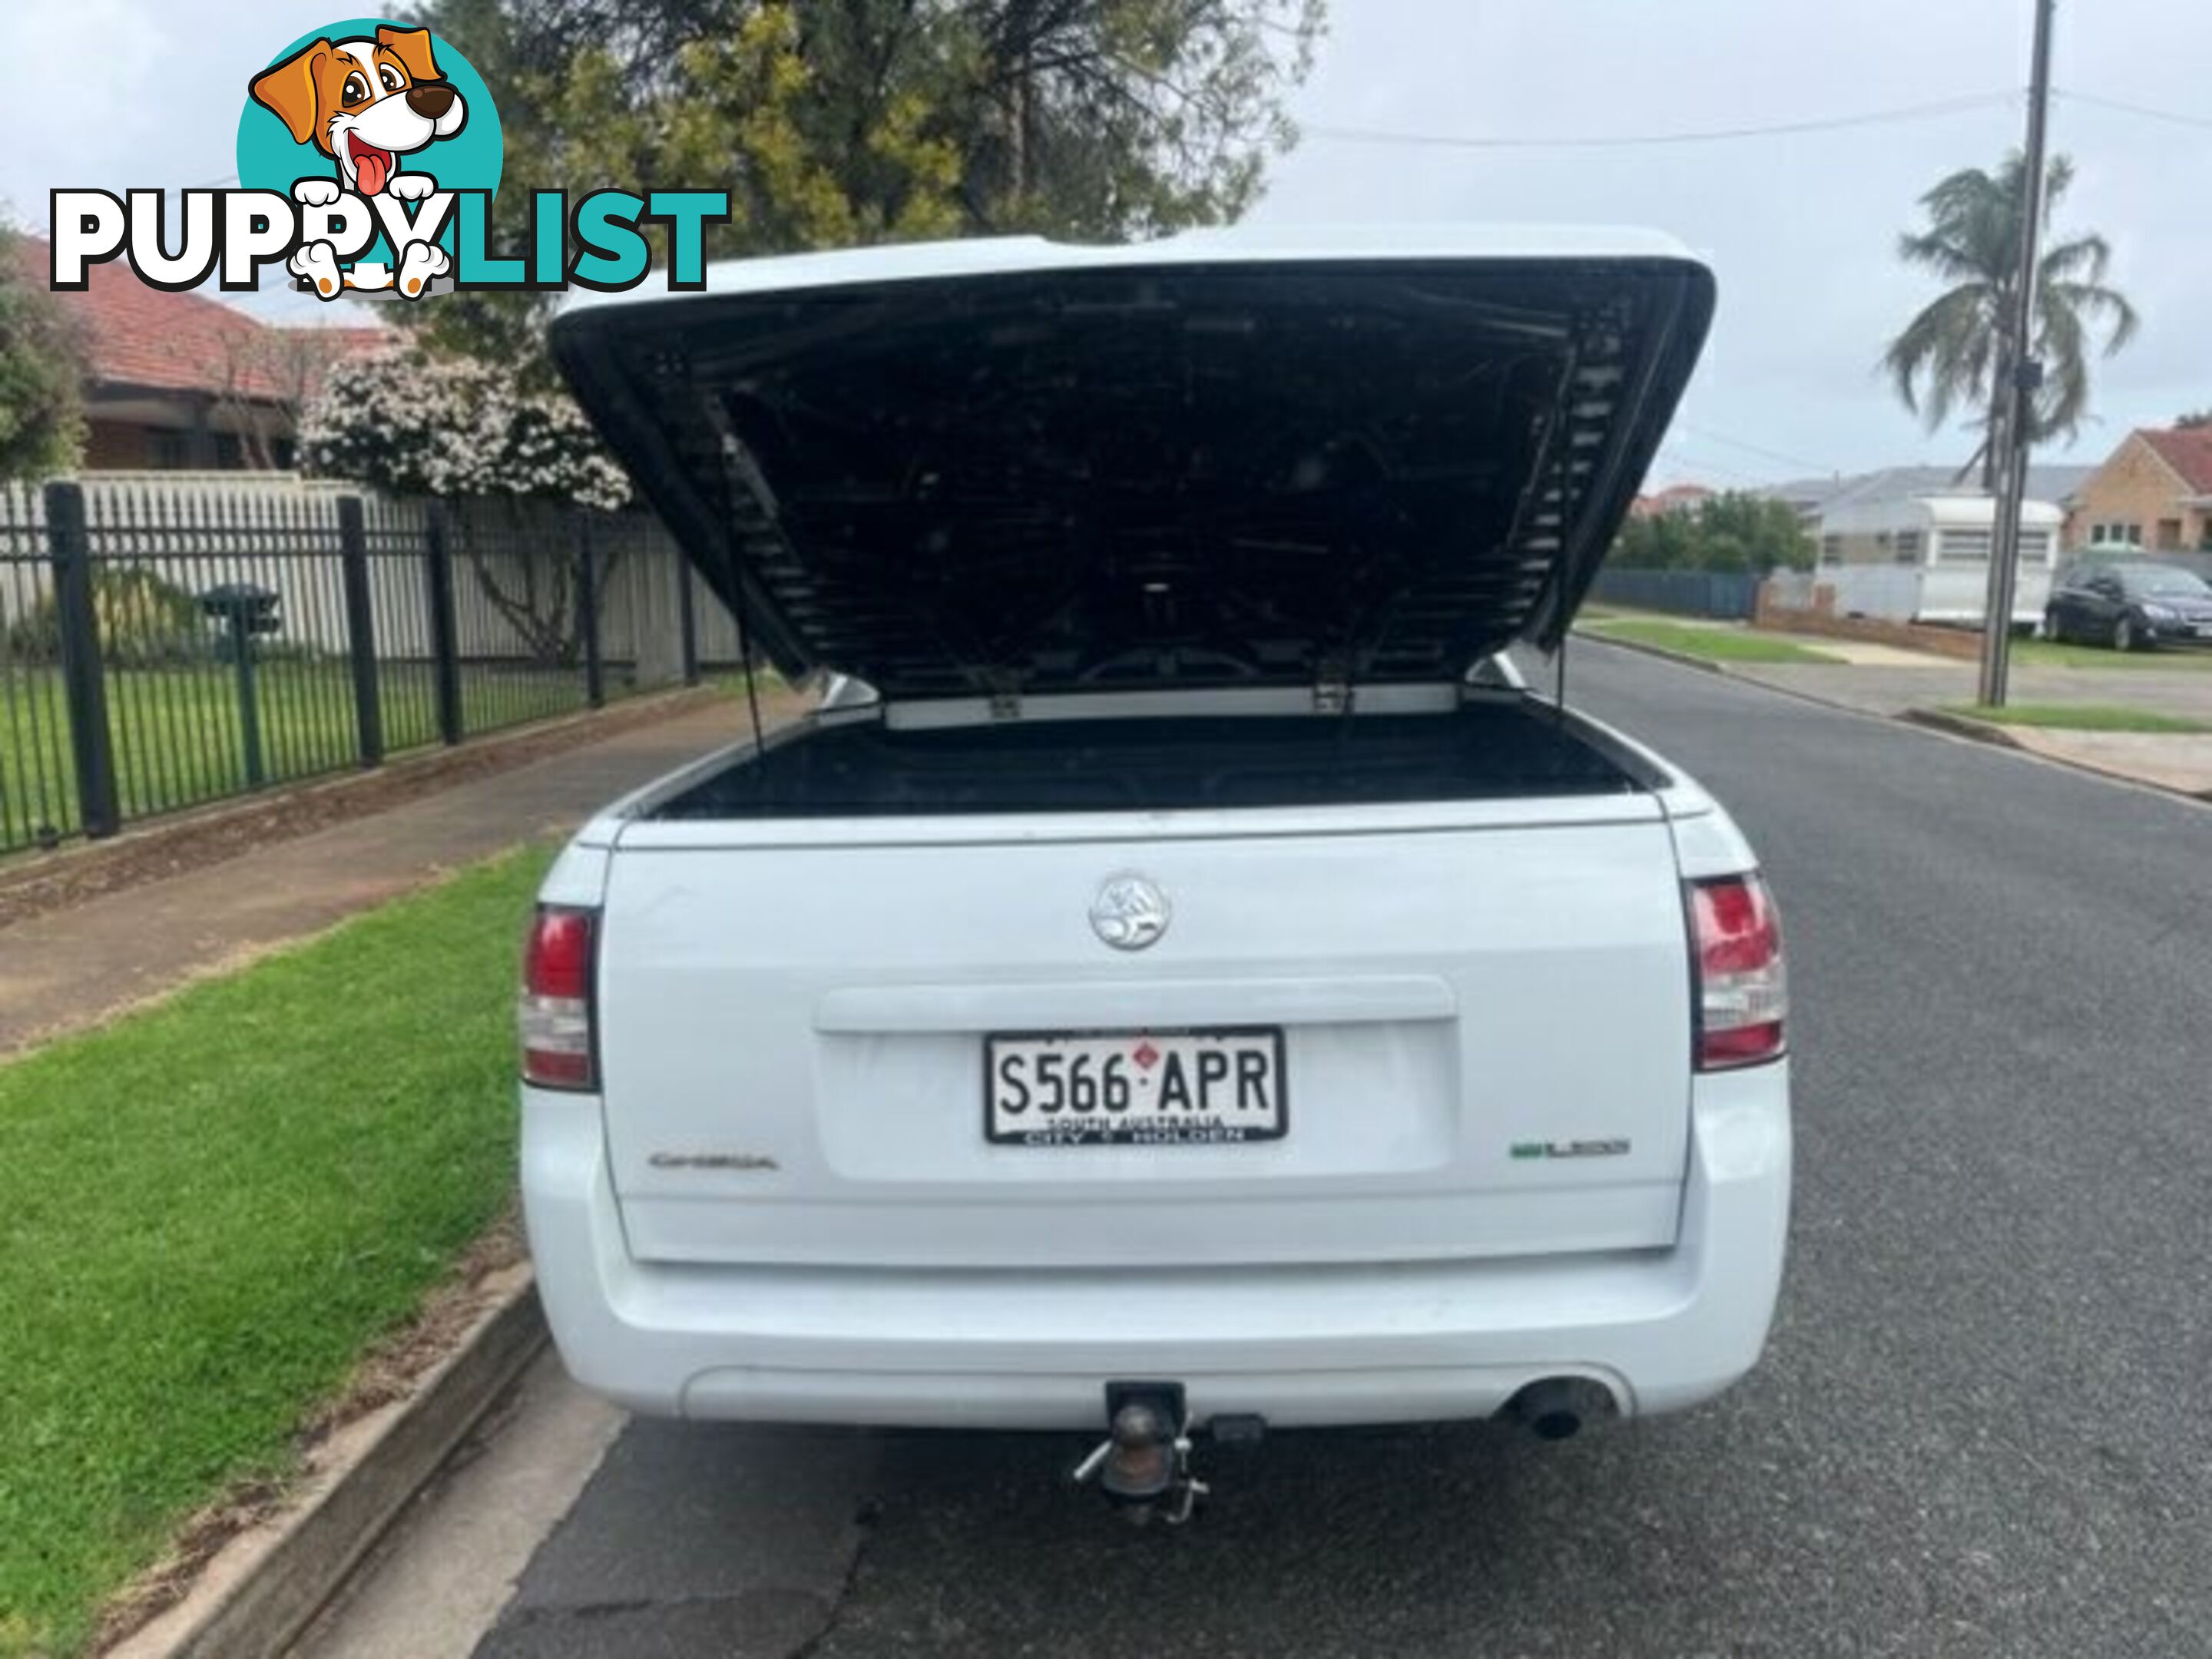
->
(15, 236), (388, 471)
(2065, 427), (2212, 552)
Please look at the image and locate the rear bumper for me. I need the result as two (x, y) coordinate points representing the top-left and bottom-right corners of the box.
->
(522, 1065), (1790, 1430)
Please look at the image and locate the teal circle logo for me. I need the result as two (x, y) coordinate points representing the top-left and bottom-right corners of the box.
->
(237, 19), (500, 293)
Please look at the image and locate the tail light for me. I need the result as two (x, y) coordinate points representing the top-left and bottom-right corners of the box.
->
(521, 906), (598, 1090)
(1689, 874), (1786, 1071)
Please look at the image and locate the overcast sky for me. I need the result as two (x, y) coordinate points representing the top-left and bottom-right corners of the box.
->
(5, 0), (2207, 487)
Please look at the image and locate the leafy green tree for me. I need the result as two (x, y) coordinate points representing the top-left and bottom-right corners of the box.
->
(1612, 492), (1811, 575)
(0, 227), (84, 480)
(413, 0), (1325, 371)
(1882, 151), (2137, 486)
(2175, 409), (2212, 431)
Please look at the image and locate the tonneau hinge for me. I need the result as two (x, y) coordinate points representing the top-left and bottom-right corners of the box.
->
(1313, 657), (1353, 716)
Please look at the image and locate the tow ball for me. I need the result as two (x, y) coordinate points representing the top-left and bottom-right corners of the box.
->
(1071, 1382), (1214, 1525)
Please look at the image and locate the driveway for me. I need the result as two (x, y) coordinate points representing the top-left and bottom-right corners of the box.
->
(307, 646), (2212, 1657)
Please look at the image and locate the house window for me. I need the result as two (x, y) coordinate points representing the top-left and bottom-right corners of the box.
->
(1819, 535), (1842, 566)
(1938, 529), (1992, 563)
(1893, 531), (1923, 565)
(2088, 522), (2143, 547)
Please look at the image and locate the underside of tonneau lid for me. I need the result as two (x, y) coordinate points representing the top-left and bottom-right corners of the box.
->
(551, 230), (1715, 700)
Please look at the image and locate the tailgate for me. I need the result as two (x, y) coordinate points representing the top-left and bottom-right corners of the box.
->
(595, 806), (1691, 1269)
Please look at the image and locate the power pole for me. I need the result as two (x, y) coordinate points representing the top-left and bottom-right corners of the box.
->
(1978, 0), (2058, 707)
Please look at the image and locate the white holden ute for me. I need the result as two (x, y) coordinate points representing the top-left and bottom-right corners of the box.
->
(520, 228), (1790, 1498)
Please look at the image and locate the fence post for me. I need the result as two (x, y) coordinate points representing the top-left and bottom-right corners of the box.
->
(424, 502), (464, 745)
(677, 558), (700, 687)
(227, 611), (267, 789)
(336, 496), (383, 768)
(575, 516), (605, 709)
(44, 481), (121, 838)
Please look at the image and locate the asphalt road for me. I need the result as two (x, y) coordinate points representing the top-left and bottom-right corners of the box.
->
(463, 647), (2212, 1658)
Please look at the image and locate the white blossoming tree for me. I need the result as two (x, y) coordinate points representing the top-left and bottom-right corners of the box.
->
(300, 348), (633, 664)
(300, 347), (630, 509)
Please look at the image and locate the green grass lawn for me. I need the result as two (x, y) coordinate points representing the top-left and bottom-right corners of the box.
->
(1581, 618), (1842, 665)
(1939, 701), (2212, 733)
(0, 845), (552, 1657)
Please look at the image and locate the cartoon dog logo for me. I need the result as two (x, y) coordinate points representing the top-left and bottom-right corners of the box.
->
(248, 25), (466, 299)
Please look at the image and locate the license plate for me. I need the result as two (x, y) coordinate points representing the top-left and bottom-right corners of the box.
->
(984, 1028), (1287, 1146)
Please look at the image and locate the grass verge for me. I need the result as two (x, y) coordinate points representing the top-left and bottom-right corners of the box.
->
(1581, 618), (1841, 665)
(0, 843), (552, 1657)
(1937, 702), (2212, 733)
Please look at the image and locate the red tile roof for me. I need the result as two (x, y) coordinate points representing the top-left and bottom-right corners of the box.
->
(13, 236), (390, 403)
(2139, 427), (2212, 495)
(1629, 482), (1715, 518)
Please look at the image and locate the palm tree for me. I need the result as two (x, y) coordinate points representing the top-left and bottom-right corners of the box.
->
(1883, 151), (2139, 488)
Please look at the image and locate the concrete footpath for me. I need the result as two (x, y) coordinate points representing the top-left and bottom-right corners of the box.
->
(0, 697), (759, 1056)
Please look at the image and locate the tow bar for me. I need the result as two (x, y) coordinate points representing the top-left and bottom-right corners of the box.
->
(1071, 1382), (1224, 1525)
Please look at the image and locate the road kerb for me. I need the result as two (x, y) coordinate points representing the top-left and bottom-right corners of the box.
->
(1899, 707), (2027, 750)
(104, 1272), (548, 1659)
(1575, 629), (2212, 807)
(1568, 631), (1725, 676)
(1902, 707), (2212, 801)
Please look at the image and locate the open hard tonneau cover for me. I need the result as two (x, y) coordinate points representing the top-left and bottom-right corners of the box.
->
(551, 227), (1714, 701)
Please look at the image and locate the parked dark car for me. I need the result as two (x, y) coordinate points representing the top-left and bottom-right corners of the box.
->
(2045, 561), (2212, 651)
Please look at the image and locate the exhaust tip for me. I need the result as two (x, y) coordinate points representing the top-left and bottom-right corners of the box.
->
(1503, 1377), (1619, 1442)
(1527, 1404), (1581, 1442)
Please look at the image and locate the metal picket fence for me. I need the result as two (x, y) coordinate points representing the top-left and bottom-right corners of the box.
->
(0, 477), (722, 856)
(1587, 567), (1761, 619)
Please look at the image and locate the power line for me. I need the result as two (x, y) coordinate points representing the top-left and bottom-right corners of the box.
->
(1302, 91), (2018, 153)
(1673, 426), (1835, 477)
(1649, 445), (1775, 489)
(1685, 462), (1776, 490)
(2054, 88), (2212, 131)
